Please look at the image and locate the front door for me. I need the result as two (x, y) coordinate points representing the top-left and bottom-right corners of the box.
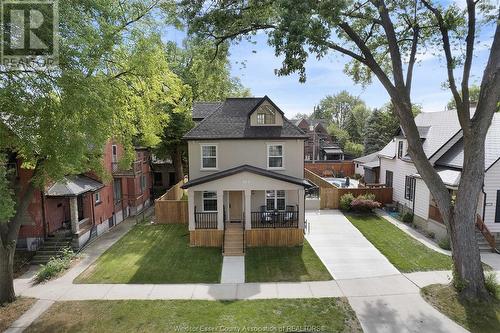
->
(229, 191), (243, 222)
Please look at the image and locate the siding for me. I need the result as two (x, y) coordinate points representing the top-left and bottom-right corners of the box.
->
(484, 160), (500, 231)
(188, 139), (304, 180)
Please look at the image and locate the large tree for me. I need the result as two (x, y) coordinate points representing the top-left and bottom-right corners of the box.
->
(180, 0), (500, 300)
(0, 0), (187, 303)
(316, 90), (364, 127)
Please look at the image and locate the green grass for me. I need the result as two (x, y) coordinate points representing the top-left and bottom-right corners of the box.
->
(345, 214), (452, 272)
(25, 299), (362, 333)
(245, 240), (333, 282)
(421, 284), (500, 333)
(74, 224), (222, 284)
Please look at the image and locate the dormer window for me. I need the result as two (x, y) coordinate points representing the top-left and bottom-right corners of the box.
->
(398, 141), (404, 159)
(256, 105), (276, 125)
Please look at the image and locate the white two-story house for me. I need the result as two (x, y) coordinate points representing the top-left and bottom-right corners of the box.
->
(182, 97), (309, 255)
(379, 109), (500, 247)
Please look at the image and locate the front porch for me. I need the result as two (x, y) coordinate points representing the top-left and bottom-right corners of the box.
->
(189, 189), (304, 249)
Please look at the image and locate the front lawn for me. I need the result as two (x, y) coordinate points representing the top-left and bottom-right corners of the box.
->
(346, 214), (452, 272)
(421, 284), (500, 333)
(245, 240), (333, 282)
(74, 224), (222, 284)
(25, 298), (361, 333)
(0, 297), (36, 332)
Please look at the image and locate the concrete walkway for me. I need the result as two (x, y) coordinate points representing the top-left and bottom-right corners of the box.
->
(305, 210), (468, 333)
(220, 256), (245, 284)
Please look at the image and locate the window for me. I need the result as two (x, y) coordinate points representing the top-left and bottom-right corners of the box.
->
(112, 145), (118, 163)
(404, 176), (415, 201)
(201, 144), (217, 169)
(203, 191), (217, 212)
(256, 105), (276, 124)
(267, 144), (283, 168)
(113, 179), (121, 203)
(95, 191), (101, 204)
(265, 190), (286, 211)
(140, 174), (146, 192)
(385, 171), (393, 187)
(495, 190), (500, 223)
(398, 141), (404, 159)
(153, 172), (162, 186)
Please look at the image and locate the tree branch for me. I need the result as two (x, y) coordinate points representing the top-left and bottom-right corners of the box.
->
(461, 0), (476, 112)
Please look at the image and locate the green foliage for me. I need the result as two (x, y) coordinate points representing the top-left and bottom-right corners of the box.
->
(0, 157), (15, 222)
(484, 271), (499, 299)
(401, 212), (414, 224)
(447, 85), (481, 110)
(316, 91), (365, 127)
(339, 193), (355, 211)
(327, 123), (350, 147)
(344, 141), (364, 158)
(35, 248), (75, 283)
(358, 193), (376, 201)
(438, 237), (451, 251)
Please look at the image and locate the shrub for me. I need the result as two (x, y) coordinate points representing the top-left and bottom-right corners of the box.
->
(34, 247), (75, 283)
(401, 212), (414, 224)
(358, 193), (376, 201)
(485, 271), (499, 299)
(339, 193), (355, 211)
(438, 237), (451, 250)
(350, 198), (381, 212)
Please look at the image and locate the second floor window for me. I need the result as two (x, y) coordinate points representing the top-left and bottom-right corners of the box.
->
(267, 144), (283, 168)
(201, 145), (217, 169)
(398, 141), (404, 159)
(256, 105), (276, 124)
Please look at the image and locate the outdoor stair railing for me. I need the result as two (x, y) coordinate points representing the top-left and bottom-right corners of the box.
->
(475, 214), (500, 254)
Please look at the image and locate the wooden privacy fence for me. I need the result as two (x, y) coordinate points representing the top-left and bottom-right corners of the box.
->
(155, 178), (188, 224)
(305, 168), (392, 209)
(304, 161), (355, 177)
(320, 187), (393, 209)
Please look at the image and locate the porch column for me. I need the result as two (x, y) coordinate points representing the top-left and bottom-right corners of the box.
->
(245, 189), (251, 230)
(298, 188), (305, 229)
(69, 196), (79, 234)
(217, 189), (224, 230)
(188, 189), (195, 231)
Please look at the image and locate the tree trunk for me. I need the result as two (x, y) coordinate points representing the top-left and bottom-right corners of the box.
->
(172, 148), (184, 183)
(0, 245), (16, 303)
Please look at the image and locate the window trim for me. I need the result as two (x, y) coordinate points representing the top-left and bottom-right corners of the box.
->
(265, 190), (286, 211)
(256, 105), (276, 125)
(398, 141), (404, 159)
(202, 191), (218, 212)
(111, 144), (118, 163)
(267, 143), (284, 170)
(404, 176), (416, 201)
(385, 170), (393, 188)
(95, 191), (101, 205)
(200, 143), (218, 170)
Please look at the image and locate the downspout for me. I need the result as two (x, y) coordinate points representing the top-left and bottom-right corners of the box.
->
(482, 182), (487, 220)
(41, 192), (47, 238)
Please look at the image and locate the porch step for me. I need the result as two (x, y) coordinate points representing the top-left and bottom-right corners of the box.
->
(31, 236), (74, 265)
(475, 231), (499, 253)
(223, 224), (244, 256)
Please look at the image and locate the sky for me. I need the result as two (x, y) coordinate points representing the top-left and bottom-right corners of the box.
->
(228, 31), (494, 119)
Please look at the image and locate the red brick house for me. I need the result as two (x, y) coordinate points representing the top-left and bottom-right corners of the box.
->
(14, 141), (152, 251)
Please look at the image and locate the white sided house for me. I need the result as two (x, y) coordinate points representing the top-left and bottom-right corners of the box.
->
(182, 97), (309, 255)
(379, 110), (500, 249)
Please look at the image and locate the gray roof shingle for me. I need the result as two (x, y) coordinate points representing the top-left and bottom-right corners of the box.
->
(185, 97), (307, 140)
(192, 102), (223, 120)
(45, 175), (104, 197)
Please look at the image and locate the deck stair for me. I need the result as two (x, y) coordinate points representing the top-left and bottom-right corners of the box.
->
(223, 222), (244, 256)
(31, 232), (73, 265)
(475, 215), (500, 254)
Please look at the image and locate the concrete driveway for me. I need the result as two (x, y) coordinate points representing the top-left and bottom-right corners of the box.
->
(305, 209), (469, 333)
(305, 209), (399, 279)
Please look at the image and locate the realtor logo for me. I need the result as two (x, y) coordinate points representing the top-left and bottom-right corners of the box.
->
(1, 0), (59, 70)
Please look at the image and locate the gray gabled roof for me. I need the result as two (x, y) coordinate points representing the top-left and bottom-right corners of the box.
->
(184, 96), (307, 140)
(192, 102), (223, 120)
(181, 164), (310, 189)
(45, 175), (104, 197)
(353, 151), (379, 164)
(436, 113), (500, 171)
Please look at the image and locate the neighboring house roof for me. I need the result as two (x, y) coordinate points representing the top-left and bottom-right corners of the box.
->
(436, 113), (500, 171)
(353, 151), (379, 164)
(364, 160), (380, 170)
(181, 164), (311, 189)
(191, 102), (223, 121)
(412, 168), (461, 188)
(184, 96), (307, 140)
(45, 175), (104, 197)
(322, 146), (343, 154)
(379, 140), (396, 159)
